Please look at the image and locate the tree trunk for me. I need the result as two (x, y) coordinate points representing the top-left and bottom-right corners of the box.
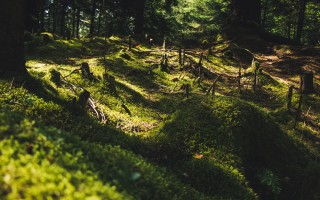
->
(134, 0), (146, 35)
(72, 2), (76, 38)
(230, 0), (261, 24)
(287, 11), (292, 39)
(76, 8), (81, 38)
(301, 71), (315, 94)
(97, 2), (103, 36)
(52, 1), (57, 34)
(0, 0), (27, 77)
(261, 0), (269, 27)
(60, 0), (67, 37)
(39, 0), (45, 32)
(90, 0), (97, 35)
(296, 0), (307, 42)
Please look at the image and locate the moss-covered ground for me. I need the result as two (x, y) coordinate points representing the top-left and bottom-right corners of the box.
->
(1, 35), (320, 199)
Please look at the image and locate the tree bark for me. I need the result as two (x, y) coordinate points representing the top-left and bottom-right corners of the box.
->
(134, 0), (146, 35)
(52, 1), (57, 34)
(60, 0), (67, 37)
(39, 0), (45, 32)
(90, 0), (97, 35)
(261, 0), (269, 27)
(301, 71), (315, 94)
(296, 0), (307, 42)
(25, 0), (39, 33)
(76, 8), (81, 38)
(0, 0), (27, 77)
(97, 2), (103, 36)
(72, 1), (76, 38)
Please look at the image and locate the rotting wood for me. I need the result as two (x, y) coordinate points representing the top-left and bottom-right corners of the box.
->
(122, 104), (132, 116)
(78, 89), (90, 108)
(63, 68), (81, 78)
(206, 75), (221, 95)
(50, 69), (62, 86)
(128, 35), (132, 51)
(61, 76), (107, 123)
(238, 64), (242, 93)
(301, 70), (315, 94)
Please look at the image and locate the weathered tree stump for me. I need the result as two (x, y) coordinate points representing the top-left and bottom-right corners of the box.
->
(128, 35), (132, 51)
(206, 75), (221, 95)
(163, 38), (166, 50)
(198, 53), (203, 66)
(208, 46), (212, 56)
(185, 84), (190, 98)
(287, 85), (295, 111)
(122, 104), (132, 116)
(301, 71), (315, 94)
(81, 62), (91, 78)
(238, 65), (242, 93)
(182, 49), (186, 65)
(50, 69), (62, 86)
(78, 89), (90, 108)
(178, 47), (182, 65)
(198, 53), (204, 77)
(160, 54), (169, 71)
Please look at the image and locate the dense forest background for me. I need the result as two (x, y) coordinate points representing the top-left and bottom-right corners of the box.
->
(25, 0), (319, 44)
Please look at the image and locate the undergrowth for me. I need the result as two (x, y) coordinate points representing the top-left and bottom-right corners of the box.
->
(0, 35), (319, 199)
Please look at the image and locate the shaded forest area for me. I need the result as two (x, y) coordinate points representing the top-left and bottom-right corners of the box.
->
(1, 0), (320, 200)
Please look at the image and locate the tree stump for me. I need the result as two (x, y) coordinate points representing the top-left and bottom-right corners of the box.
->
(178, 47), (182, 65)
(301, 71), (315, 94)
(160, 54), (169, 71)
(78, 90), (90, 108)
(185, 84), (190, 98)
(198, 53), (204, 77)
(208, 46), (212, 56)
(50, 69), (62, 86)
(128, 35), (132, 51)
(182, 49), (186, 65)
(287, 85), (294, 111)
(81, 62), (91, 78)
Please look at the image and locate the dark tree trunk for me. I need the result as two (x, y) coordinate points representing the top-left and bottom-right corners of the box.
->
(60, 0), (67, 37)
(97, 3), (103, 36)
(72, 1), (76, 38)
(134, 0), (146, 35)
(296, 0), (307, 42)
(230, 0), (261, 24)
(0, 0), (27, 77)
(76, 8), (81, 38)
(287, 11), (292, 39)
(261, 0), (269, 27)
(72, 8), (76, 38)
(52, 1), (57, 34)
(39, 0), (45, 32)
(90, 0), (97, 35)
(25, 0), (40, 32)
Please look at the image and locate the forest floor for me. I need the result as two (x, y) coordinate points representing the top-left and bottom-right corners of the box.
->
(1, 34), (320, 200)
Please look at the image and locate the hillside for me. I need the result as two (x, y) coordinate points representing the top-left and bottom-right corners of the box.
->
(1, 35), (320, 200)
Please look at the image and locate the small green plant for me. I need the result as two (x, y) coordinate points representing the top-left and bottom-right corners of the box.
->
(258, 169), (281, 197)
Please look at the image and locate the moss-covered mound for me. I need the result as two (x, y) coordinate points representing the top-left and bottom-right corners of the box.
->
(152, 96), (320, 200)
(0, 110), (216, 200)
